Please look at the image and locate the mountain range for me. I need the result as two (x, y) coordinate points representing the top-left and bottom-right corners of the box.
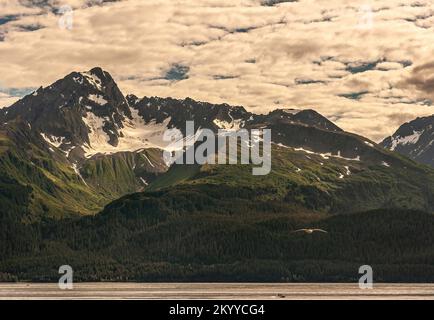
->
(0, 67), (433, 282)
(381, 115), (434, 168)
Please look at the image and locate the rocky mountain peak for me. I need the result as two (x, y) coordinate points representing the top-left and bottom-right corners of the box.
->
(381, 114), (434, 167)
(0, 68), (349, 165)
(0, 67), (133, 161)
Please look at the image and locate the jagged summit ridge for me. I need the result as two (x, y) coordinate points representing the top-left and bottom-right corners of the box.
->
(0, 67), (345, 162)
(381, 115), (434, 167)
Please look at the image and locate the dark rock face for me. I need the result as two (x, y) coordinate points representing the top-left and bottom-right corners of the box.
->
(0, 66), (434, 224)
(130, 96), (342, 135)
(249, 108), (342, 132)
(381, 115), (434, 167)
(130, 96), (251, 134)
(1, 67), (131, 157)
(1, 67), (344, 164)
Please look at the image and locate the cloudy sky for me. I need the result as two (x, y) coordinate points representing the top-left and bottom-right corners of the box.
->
(1, 0), (434, 141)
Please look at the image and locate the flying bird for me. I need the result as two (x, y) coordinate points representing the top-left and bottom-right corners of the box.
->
(291, 228), (328, 234)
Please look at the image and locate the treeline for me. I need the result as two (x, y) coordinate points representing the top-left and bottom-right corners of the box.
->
(0, 186), (433, 282)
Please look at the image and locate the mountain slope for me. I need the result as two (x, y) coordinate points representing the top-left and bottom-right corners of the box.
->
(139, 114), (434, 214)
(0, 67), (344, 163)
(0, 120), (106, 220)
(2, 66), (433, 218)
(1, 67), (131, 161)
(0, 67), (352, 220)
(381, 115), (434, 167)
(128, 95), (342, 134)
(121, 142), (434, 216)
(0, 67), (433, 282)
(0, 68), (171, 219)
(81, 148), (166, 197)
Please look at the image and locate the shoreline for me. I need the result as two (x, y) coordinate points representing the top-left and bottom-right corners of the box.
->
(0, 283), (433, 300)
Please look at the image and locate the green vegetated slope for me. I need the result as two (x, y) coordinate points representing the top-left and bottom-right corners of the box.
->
(0, 122), (106, 220)
(0, 143), (433, 282)
(144, 142), (434, 214)
(0, 121), (167, 221)
(1, 67), (432, 282)
(0, 207), (432, 282)
(81, 148), (167, 198)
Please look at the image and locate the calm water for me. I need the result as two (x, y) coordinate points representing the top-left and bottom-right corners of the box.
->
(0, 283), (433, 300)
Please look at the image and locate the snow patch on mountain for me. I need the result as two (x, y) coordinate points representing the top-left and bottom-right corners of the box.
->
(292, 147), (361, 161)
(72, 163), (88, 186)
(364, 141), (374, 147)
(40, 133), (65, 148)
(213, 111), (244, 130)
(82, 112), (109, 156)
(213, 118), (243, 130)
(382, 161), (391, 167)
(81, 108), (174, 158)
(64, 145), (75, 158)
(282, 109), (301, 115)
(73, 76), (84, 85)
(88, 94), (107, 105)
(274, 143), (361, 161)
(142, 153), (155, 168)
(390, 130), (423, 151)
(119, 108), (172, 150)
(81, 71), (103, 91)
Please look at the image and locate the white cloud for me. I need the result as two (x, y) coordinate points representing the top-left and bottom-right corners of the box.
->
(0, 93), (18, 108)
